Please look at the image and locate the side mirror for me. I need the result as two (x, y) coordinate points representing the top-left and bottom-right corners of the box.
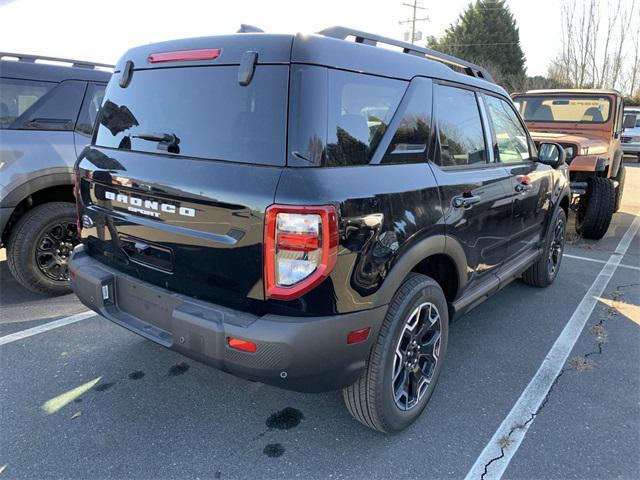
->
(623, 114), (636, 130)
(537, 142), (566, 169)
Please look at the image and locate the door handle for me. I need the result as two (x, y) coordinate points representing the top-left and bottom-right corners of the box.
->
(515, 183), (532, 193)
(452, 194), (482, 209)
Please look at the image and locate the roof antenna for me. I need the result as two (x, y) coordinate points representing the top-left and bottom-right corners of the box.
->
(237, 24), (264, 33)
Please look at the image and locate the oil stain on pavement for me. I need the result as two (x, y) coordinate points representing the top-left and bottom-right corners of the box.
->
(168, 362), (190, 376)
(263, 443), (285, 458)
(128, 370), (145, 380)
(265, 407), (303, 430)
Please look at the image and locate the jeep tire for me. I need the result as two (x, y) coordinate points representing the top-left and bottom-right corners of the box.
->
(343, 273), (448, 433)
(613, 165), (626, 213)
(523, 207), (566, 287)
(575, 177), (615, 240)
(7, 202), (79, 296)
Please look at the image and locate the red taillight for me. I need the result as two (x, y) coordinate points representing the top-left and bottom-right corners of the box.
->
(347, 327), (370, 345)
(227, 337), (257, 353)
(148, 48), (221, 64)
(264, 205), (338, 301)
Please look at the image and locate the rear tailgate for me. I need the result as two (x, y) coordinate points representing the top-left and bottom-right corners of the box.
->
(76, 36), (291, 311)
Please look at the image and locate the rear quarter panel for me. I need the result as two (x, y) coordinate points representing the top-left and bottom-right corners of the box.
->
(273, 163), (443, 316)
(0, 129), (76, 206)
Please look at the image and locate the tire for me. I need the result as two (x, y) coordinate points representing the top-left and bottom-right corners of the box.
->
(522, 207), (566, 288)
(575, 177), (615, 240)
(343, 273), (449, 433)
(613, 165), (626, 213)
(7, 202), (79, 296)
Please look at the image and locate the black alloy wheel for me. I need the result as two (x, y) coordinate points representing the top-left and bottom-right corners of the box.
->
(546, 215), (565, 277)
(35, 220), (79, 281)
(392, 301), (442, 410)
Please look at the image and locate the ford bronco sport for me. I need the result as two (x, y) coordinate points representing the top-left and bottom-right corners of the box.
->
(512, 89), (626, 239)
(0, 53), (111, 294)
(69, 27), (570, 433)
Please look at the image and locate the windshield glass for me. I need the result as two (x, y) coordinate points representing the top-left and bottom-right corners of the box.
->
(513, 95), (611, 124)
(624, 111), (640, 128)
(94, 65), (288, 166)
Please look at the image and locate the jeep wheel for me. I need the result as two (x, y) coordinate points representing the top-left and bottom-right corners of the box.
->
(613, 165), (626, 213)
(7, 202), (79, 296)
(343, 273), (448, 433)
(523, 207), (566, 287)
(575, 177), (615, 240)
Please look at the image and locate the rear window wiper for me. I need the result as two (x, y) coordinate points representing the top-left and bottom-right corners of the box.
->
(132, 132), (180, 153)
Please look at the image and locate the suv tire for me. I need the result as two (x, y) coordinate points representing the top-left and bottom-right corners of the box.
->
(522, 207), (566, 287)
(613, 165), (626, 213)
(343, 273), (448, 433)
(7, 202), (79, 296)
(576, 177), (615, 240)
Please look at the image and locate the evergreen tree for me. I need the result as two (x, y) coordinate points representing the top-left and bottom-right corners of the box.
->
(427, 0), (526, 87)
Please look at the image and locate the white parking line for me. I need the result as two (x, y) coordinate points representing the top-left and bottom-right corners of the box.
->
(465, 214), (640, 480)
(0, 311), (96, 346)
(564, 253), (640, 271)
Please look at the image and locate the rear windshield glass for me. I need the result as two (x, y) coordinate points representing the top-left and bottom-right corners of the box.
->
(514, 95), (611, 124)
(94, 65), (288, 166)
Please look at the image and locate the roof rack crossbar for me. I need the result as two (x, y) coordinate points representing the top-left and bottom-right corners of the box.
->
(316, 26), (494, 83)
(0, 52), (113, 70)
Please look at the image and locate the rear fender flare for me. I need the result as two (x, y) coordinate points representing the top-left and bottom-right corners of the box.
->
(371, 234), (467, 308)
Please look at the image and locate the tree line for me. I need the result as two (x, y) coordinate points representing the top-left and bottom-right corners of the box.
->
(426, 0), (639, 104)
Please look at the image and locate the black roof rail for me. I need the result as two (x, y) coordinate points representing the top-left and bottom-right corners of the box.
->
(316, 26), (494, 83)
(0, 52), (113, 70)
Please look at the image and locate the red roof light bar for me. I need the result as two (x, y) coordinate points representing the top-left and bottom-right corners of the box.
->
(148, 48), (221, 64)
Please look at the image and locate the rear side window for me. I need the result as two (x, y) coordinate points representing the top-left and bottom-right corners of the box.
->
(379, 78), (432, 164)
(0, 78), (54, 129)
(326, 70), (405, 167)
(434, 84), (487, 167)
(94, 66), (288, 166)
(484, 95), (531, 164)
(12, 80), (86, 131)
(76, 83), (106, 136)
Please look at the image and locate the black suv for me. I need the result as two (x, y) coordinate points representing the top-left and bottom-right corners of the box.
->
(69, 27), (570, 433)
(1, 53), (111, 295)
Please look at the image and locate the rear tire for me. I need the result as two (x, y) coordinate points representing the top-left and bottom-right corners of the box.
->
(613, 165), (625, 213)
(575, 177), (615, 240)
(7, 202), (79, 296)
(522, 207), (566, 287)
(343, 273), (448, 433)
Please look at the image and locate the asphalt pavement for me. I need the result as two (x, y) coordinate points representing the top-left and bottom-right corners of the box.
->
(0, 163), (638, 480)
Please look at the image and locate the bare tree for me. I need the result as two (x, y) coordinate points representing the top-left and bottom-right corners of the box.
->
(550, 0), (639, 95)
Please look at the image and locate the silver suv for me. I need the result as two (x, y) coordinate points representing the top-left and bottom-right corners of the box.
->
(622, 107), (640, 160)
(0, 53), (111, 295)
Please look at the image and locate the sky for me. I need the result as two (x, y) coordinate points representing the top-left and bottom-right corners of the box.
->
(0, 0), (563, 76)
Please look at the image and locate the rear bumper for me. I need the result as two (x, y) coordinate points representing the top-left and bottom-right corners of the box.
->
(69, 246), (386, 392)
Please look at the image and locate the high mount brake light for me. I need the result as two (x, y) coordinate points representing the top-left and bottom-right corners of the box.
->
(264, 205), (338, 301)
(148, 48), (221, 64)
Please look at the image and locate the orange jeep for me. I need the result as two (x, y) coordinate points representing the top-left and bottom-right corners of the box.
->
(512, 89), (626, 239)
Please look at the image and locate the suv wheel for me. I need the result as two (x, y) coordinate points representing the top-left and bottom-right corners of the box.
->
(522, 207), (566, 287)
(343, 273), (448, 433)
(7, 202), (79, 296)
(575, 177), (615, 240)
(613, 165), (626, 213)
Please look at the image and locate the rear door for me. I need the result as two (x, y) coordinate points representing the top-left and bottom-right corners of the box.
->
(428, 83), (513, 289)
(0, 77), (83, 176)
(77, 58), (290, 312)
(481, 93), (554, 260)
